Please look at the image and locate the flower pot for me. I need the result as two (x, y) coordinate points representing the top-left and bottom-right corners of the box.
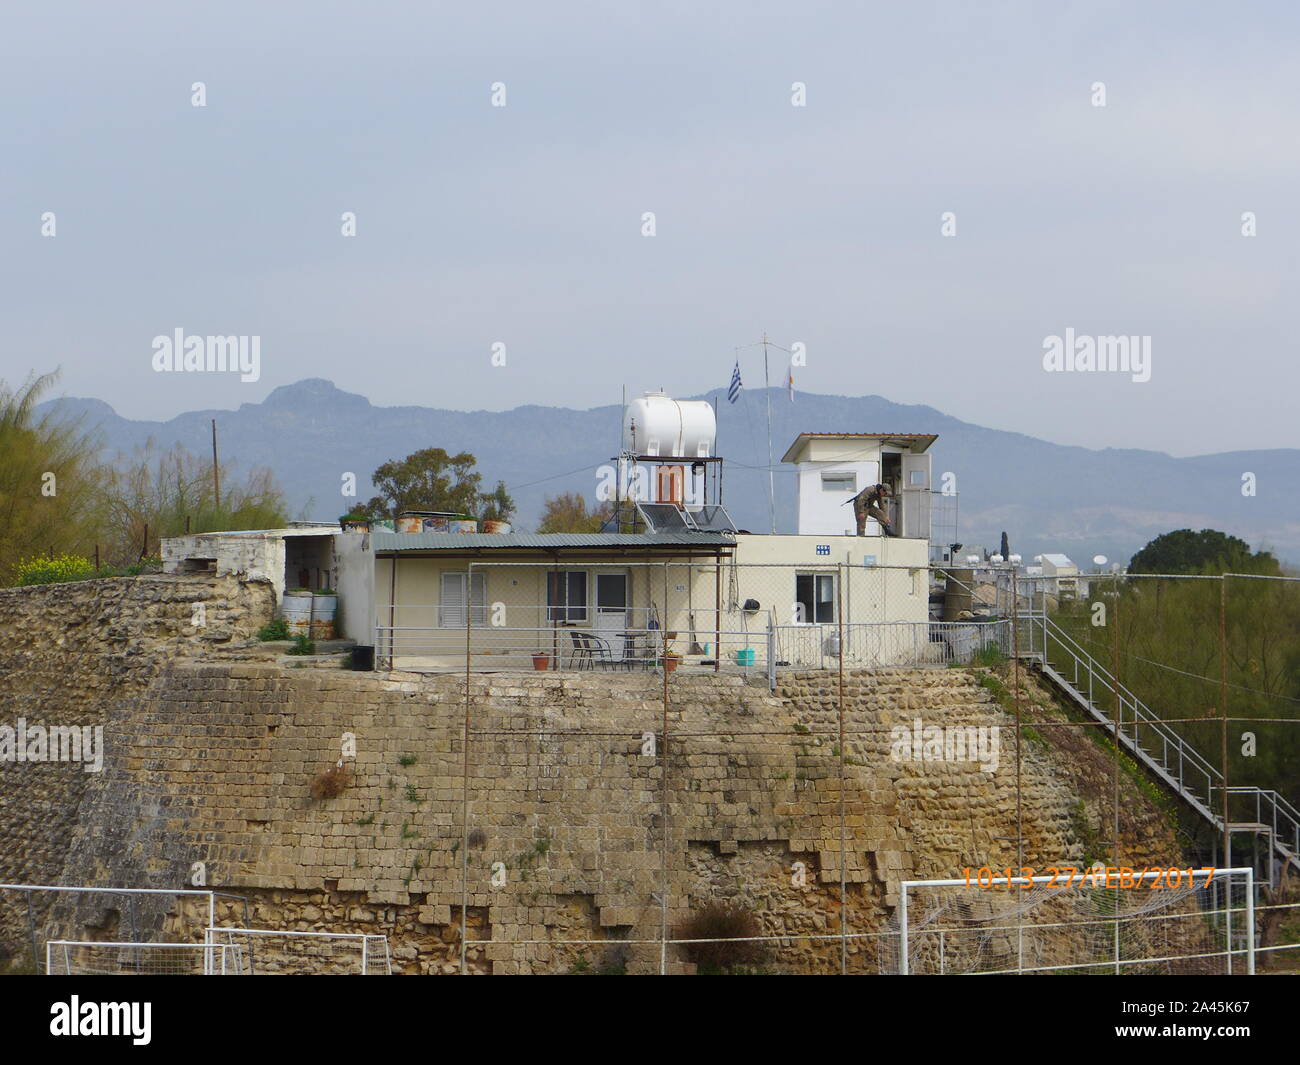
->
(662, 653), (681, 674)
(282, 590), (314, 638)
(531, 653), (551, 671)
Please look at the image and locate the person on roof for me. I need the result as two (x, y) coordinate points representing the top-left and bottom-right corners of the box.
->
(852, 483), (896, 537)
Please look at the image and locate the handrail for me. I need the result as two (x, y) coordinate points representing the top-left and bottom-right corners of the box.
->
(1034, 613), (1221, 783)
(1018, 611), (1300, 878)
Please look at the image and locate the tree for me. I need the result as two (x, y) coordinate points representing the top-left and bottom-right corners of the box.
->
(362, 448), (482, 518)
(536, 492), (613, 533)
(98, 441), (289, 564)
(1129, 529), (1280, 576)
(0, 371), (103, 583)
(479, 481), (516, 524)
(362, 447), (514, 523)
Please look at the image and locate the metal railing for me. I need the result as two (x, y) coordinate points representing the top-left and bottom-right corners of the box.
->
(374, 617), (1012, 682)
(1017, 611), (1300, 884)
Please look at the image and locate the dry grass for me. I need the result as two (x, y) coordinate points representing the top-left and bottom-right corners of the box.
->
(309, 764), (352, 800)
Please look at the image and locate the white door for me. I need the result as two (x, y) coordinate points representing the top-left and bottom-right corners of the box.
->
(595, 572), (629, 660)
(901, 453), (932, 539)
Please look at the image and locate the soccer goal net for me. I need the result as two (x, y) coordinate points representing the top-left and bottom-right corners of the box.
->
(890, 866), (1254, 975)
(45, 940), (249, 975)
(204, 927), (392, 974)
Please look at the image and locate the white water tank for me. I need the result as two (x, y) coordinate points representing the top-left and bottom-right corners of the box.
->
(622, 392), (716, 457)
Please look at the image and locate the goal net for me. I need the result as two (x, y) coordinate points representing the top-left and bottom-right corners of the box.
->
(205, 927), (392, 974)
(45, 940), (248, 975)
(890, 866), (1254, 975)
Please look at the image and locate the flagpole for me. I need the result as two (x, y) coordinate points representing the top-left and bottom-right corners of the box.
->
(763, 333), (775, 534)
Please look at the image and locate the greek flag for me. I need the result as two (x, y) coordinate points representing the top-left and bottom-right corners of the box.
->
(727, 359), (743, 403)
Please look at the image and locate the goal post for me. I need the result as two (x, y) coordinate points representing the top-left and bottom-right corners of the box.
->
(898, 866), (1254, 975)
(204, 927), (392, 975)
(45, 940), (248, 975)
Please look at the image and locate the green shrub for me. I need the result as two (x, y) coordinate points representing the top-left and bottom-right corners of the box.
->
(257, 618), (290, 641)
(14, 554), (95, 586)
(287, 634), (316, 656)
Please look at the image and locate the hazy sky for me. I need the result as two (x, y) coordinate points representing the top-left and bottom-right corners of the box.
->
(3, 1), (1297, 456)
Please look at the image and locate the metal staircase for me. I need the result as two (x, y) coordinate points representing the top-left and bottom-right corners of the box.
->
(1016, 611), (1300, 886)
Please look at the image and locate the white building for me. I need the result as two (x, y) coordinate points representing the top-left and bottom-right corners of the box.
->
(1039, 553), (1080, 598)
(160, 416), (996, 677)
(781, 433), (937, 538)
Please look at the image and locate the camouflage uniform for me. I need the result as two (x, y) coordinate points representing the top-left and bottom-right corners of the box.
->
(853, 484), (894, 536)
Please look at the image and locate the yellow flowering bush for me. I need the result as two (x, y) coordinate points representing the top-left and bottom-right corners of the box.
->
(13, 554), (95, 586)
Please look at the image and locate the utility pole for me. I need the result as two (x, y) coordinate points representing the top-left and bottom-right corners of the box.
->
(762, 333), (776, 534)
(211, 419), (221, 512)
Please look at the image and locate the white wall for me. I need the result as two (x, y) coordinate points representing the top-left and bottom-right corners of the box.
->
(796, 460), (880, 535)
(161, 532), (286, 594)
(333, 532), (376, 642)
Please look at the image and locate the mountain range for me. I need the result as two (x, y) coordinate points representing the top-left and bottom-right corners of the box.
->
(39, 379), (1299, 567)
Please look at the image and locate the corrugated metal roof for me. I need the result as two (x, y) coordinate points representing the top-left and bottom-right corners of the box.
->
(372, 531), (733, 552)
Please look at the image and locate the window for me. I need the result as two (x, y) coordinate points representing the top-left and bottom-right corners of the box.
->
(908, 470), (926, 486)
(439, 572), (487, 627)
(794, 573), (836, 624)
(821, 471), (856, 492)
(547, 570), (588, 623)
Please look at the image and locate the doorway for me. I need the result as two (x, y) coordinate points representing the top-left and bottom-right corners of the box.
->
(594, 571), (630, 659)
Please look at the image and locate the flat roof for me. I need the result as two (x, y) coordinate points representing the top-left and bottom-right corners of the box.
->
(372, 531), (733, 553)
(165, 526), (339, 540)
(781, 433), (938, 463)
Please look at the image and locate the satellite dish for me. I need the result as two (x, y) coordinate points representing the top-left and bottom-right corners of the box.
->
(991, 554), (1004, 564)
(1092, 555), (1107, 567)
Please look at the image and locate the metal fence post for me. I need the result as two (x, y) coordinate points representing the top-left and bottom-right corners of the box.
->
(766, 615), (776, 691)
(899, 882), (909, 975)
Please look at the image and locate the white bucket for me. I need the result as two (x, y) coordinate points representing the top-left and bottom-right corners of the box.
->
(282, 591), (313, 638)
(311, 593), (338, 640)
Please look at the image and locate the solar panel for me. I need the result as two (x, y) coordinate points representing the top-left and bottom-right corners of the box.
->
(688, 505), (737, 533)
(637, 502), (691, 532)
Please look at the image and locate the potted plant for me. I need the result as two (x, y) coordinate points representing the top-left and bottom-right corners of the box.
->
(661, 633), (681, 673)
(311, 588), (338, 640)
(339, 512), (370, 533)
(282, 587), (313, 639)
(531, 651), (551, 671)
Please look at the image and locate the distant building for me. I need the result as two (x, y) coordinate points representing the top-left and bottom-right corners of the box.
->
(1039, 553), (1079, 598)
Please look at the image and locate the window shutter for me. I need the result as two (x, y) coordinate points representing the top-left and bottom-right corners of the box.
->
(440, 572), (465, 628)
